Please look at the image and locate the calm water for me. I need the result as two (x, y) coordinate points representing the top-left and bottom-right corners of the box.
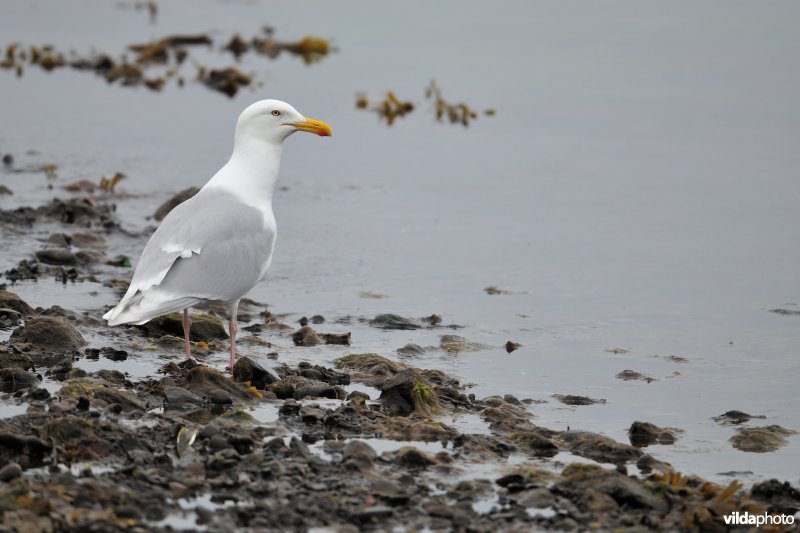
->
(1, 0), (799, 483)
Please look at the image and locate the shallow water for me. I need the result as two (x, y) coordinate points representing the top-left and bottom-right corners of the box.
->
(1, 0), (799, 485)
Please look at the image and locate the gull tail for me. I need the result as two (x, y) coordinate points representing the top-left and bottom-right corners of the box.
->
(104, 290), (200, 326)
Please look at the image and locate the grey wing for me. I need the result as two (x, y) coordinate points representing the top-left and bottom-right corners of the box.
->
(104, 190), (273, 324)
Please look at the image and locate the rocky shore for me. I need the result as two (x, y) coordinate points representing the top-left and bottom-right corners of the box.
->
(0, 192), (798, 531)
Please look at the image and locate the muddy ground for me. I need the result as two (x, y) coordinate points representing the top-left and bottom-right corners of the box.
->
(0, 193), (798, 531)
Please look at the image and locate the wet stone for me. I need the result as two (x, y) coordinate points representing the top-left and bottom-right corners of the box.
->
(0, 462), (22, 481)
(750, 479), (800, 514)
(628, 421), (678, 447)
(369, 313), (421, 330)
(379, 369), (441, 416)
(299, 405), (327, 424)
(560, 431), (643, 465)
(294, 382), (339, 400)
(101, 347), (128, 361)
(0, 351), (34, 371)
(47, 358), (74, 381)
(730, 425), (796, 453)
(509, 431), (559, 457)
(553, 394), (606, 406)
(0, 367), (39, 392)
(0, 290), (36, 316)
(615, 369), (655, 382)
(0, 432), (51, 469)
(34, 248), (77, 265)
(94, 369), (126, 384)
(396, 343), (425, 356)
(0, 308), (23, 329)
(164, 386), (204, 410)
(342, 440), (376, 470)
(142, 312), (227, 342)
(292, 325), (320, 346)
(209, 388), (233, 405)
(635, 453), (673, 475)
(231, 356), (278, 389)
(335, 353), (399, 377)
(505, 341), (521, 353)
(322, 332), (351, 345)
(9, 316), (86, 352)
(713, 410), (764, 425)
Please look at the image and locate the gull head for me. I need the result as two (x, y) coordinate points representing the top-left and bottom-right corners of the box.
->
(235, 99), (332, 145)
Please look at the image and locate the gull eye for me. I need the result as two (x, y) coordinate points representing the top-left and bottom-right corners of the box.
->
(271, 110), (281, 116)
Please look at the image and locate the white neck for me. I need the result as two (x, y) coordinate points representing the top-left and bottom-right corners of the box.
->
(203, 135), (284, 212)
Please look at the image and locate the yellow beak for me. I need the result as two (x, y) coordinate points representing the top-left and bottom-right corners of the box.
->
(294, 117), (332, 137)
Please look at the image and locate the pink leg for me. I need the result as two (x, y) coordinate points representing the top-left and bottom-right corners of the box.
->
(182, 309), (192, 360)
(227, 312), (238, 370)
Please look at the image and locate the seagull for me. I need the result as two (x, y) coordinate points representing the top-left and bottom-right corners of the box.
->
(104, 99), (331, 369)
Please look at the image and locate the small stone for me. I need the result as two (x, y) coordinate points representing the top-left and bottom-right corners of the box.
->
(292, 325), (320, 346)
(628, 421), (678, 447)
(209, 389), (233, 405)
(294, 382), (337, 400)
(231, 356), (278, 389)
(76, 396), (90, 411)
(29, 387), (51, 401)
(169, 482), (190, 498)
(0, 308), (23, 329)
(0, 462), (22, 481)
(322, 332), (351, 345)
(713, 410), (764, 425)
(396, 343), (424, 356)
(299, 405), (327, 423)
(552, 394), (606, 406)
(35, 249), (77, 266)
(164, 386), (203, 410)
(421, 314), (442, 326)
(208, 434), (230, 451)
(342, 440), (376, 470)
(505, 341), (521, 353)
(369, 314), (420, 330)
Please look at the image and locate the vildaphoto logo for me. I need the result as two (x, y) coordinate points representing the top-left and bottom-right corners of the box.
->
(723, 511), (795, 527)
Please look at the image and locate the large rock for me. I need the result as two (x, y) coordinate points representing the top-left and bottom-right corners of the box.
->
(0, 432), (51, 470)
(0, 351), (34, 371)
(0, 291), (35, 316)
(9, 316), (85, 351)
